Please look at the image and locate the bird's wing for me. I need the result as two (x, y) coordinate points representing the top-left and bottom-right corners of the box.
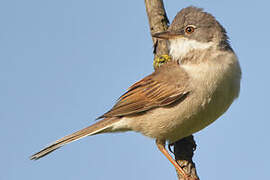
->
(98, 61), (190, 118)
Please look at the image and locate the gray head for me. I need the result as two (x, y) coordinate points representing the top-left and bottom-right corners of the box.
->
(153, 7), (232, 59)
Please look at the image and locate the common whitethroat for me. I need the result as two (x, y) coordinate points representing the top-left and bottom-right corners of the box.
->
(31, 6), (241, 179)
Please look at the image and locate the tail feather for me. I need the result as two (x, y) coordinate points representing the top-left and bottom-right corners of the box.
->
(30, 118), (119, 160)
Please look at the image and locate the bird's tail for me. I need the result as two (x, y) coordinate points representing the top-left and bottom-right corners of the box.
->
(30, 118), (120, 160)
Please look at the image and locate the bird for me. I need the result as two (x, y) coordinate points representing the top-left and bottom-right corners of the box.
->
(30, 6), (241, 179)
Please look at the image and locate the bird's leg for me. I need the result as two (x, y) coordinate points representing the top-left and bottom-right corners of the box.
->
(156, 139), (188, 179)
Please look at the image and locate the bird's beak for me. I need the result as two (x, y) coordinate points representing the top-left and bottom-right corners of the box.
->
(152, 31), (183, 39)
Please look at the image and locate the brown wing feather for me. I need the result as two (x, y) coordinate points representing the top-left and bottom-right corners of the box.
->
(98, 61), (190, 118)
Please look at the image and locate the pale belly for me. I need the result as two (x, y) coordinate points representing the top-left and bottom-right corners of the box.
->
(164, 86), (237, 143)
(125, 59), (241, 142)
(126, 85), (237, 143)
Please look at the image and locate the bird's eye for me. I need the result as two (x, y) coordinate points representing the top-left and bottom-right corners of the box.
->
(185, 26), (195, 34)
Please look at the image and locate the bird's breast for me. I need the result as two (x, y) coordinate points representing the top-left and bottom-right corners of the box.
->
(174, 53), (241, 139)
(123, 53), (241, 142)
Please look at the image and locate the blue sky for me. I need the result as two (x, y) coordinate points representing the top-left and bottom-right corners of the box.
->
(1, 0), (269, 180)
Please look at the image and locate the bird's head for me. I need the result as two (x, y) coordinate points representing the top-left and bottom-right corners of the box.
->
(152, 6), (232, 60)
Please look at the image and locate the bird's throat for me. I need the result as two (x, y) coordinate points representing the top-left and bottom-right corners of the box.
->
(169, 38), (214, 61)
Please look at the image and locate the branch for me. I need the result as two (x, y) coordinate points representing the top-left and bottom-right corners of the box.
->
(173, 136), (199, 180)
(144, 0), (169, 58)
(144, 1), (199, 179)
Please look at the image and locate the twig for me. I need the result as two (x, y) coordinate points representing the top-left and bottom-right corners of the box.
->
(144, 1), (200, 179)
(144, 0), (169, 57)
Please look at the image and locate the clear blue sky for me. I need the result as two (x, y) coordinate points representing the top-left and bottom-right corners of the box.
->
(1, 0), (269, 180)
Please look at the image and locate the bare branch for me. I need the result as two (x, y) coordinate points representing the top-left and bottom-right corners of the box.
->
(144, 0), (169, 57)
(174, 136), (199, 180)
(144, 1), (199, 179)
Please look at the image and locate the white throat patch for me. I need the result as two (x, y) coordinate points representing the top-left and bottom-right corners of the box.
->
(169, 38), (214, 60)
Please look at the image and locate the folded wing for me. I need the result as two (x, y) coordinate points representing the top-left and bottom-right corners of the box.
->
(99, 61), (190, 118)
